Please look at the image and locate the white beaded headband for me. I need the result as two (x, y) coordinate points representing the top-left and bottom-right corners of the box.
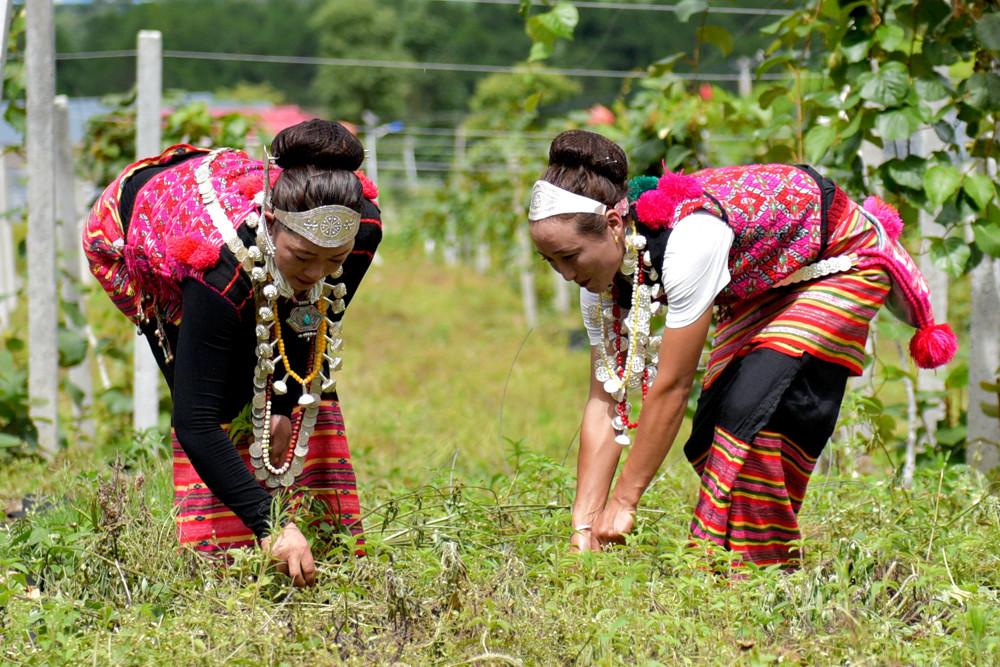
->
(528, 180), (627, 222)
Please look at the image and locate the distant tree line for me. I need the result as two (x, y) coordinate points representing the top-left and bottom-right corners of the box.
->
(54, 0), (771, 123)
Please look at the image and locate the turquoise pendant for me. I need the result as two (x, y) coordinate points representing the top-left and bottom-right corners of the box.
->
(287, 304), (322, 336)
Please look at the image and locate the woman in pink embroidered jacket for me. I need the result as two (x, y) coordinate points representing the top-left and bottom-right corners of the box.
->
(84, 120), (382, 586)
(528, 130), (955, 567)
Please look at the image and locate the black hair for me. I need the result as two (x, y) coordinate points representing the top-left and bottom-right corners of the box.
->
(539, 129), (628, 237)
(269, 119), (364, 214)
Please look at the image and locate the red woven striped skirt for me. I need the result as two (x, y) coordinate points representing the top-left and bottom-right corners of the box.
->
(685, 262), (890, 567)
(688, 423), (821, 567)
(172, 399), (363, 552)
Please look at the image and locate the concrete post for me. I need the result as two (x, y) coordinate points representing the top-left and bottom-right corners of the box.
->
(914, 127), (948, 431)
(967, 159), (1000, 472)
(362, 110), (380, 189)
(133, 30), (162, 432)
(0, 155), (15, 330)
(509, 155), (537, 329)
(403, 134), (418, 190)
(967, 258), (1000, 471)
(453, 126), (467, 172)
(55, 95), (94, 441)
(737, 57), (752, 98)
(26, 0), (58, 457)
(516, 224), (538, 329)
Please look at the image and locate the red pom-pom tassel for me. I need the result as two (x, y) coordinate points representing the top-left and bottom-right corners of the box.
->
(355, 170), (379, 201)
(236, 174), (261, 199)
(909, 323), (957, 369)
(167, 235), (221, 271)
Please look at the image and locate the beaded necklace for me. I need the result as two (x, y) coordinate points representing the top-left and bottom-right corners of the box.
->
(595, 228), (663, 447)
(195, 150), (348, 487)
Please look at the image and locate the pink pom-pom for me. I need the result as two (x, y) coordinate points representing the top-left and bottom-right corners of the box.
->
(167, 235), (220, 271)
(657, 170), (703, 202)
(355, 170), (379, 200)
(909, 323), (957, 369)
(636, 190), (676, 228)
(636, 170), (704, 228)
(863, 196), (904, 242)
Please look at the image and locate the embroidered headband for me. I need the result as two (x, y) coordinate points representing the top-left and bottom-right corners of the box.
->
(528, 180), (627, 222)
(265, 147), (362, 248)
(271, 205), (360, 248)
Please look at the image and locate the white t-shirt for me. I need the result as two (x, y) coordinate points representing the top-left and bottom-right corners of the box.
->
(580, 213), (734, 345)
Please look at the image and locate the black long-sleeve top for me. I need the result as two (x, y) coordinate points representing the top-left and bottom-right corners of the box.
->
(170, 279), (313, 537)
(124, 158), (382, 539)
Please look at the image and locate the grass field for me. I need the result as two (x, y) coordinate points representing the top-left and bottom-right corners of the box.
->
(1, 239), (999, 665)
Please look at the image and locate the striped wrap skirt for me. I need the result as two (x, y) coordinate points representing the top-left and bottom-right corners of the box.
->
(172, 399), (363, 552)
(684, 204), (891, 567)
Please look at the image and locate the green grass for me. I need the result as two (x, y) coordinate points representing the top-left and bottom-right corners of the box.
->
(338, 236), (594, 480)
(2, 239), (999, 665)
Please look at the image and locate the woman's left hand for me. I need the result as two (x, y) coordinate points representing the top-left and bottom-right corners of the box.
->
(592, 495), (636, 548)
(269, 415), (292, 467)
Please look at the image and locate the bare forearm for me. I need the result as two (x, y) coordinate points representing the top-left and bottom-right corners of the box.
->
(573, 401), (623, 524)
(612, 384), (690, 507)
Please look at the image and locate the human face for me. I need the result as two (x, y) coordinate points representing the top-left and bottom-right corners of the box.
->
(269, 215), (354, 293)
(530, 212), (625, 293)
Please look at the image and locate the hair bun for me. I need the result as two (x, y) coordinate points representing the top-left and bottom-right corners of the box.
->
(271, 119), (364, 171)
(548, 129), (627, 184)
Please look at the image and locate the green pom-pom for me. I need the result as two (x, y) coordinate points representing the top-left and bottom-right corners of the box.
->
(628, 175), (659, 202)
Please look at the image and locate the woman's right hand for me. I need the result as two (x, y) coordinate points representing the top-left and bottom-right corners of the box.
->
(260, 522), (316, 587)
(568, 349), (628, 554)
